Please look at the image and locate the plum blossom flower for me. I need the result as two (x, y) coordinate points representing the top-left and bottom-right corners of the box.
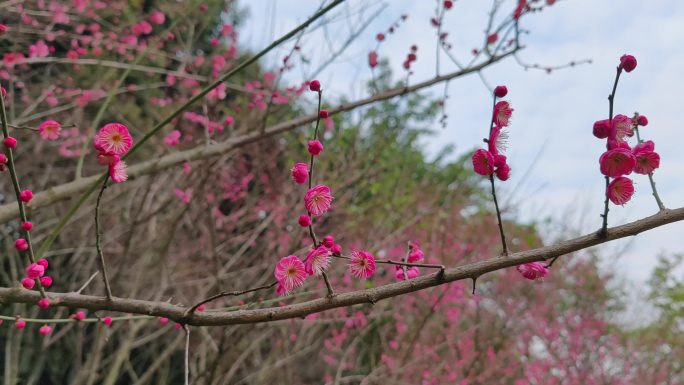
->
(304, 246), (331, 276)
(395, 266), (420, 280)
(348, 250), (376, 279)
(26, 263), (45, 279)
(495, 163), (511, 181)
(471, 149), (494, 176)
(274, 255), (307, 295)
(493, 101), (513, 127)
(163, 130), (181, 146)
(611, 114), (633, 139)
(94, 123), (133, 155)
(96, 153), (120, 166)
(488, 126), (508, 156)
(39, 325), (53, 335)
(305, 185), (333, 216)
(38, 120), (61, 140)
(599, 148), (636, 177)
(633, 141), (660, 175)
(291, 162), (309, 184)
(408, 246), (424, 263)
(607, 176), (635, 205)
(633, 140), (654, 153)
(108, 160), (128, 183)
(368, 51), (378, 68)
(517, 262), (548, 280)
(149, 11), (166, 25)
(29, 40), (50, 58)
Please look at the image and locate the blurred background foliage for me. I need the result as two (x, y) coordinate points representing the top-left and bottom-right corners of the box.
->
(0, 0), (681, 384)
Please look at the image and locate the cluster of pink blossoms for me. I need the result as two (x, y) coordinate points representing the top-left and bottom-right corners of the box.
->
(595, 55), (659, 205)
(93, 123), (133, 183)
(21, 258), (53, 292)
(275, 80), (376, 295)
(394, 243), (424, 280)
(471, 85), (513, 181)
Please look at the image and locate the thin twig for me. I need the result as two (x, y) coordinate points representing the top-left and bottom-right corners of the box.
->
(183, 325), (190, 385)
(600, 67), (623, 236)
(94, 177), (113, 299)
(486, 93), (508, 255)
(184, 282), (278, 317)
(75, 272), (100, 294)
(0, 83), (46, 297)
(305, 89), (335, 297)
(633, 121), (666, 211)
(401, 242), (410, 281)
(333, 254), (445, 270)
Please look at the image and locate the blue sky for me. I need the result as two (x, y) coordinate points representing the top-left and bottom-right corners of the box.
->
(241, 0), (684, 295)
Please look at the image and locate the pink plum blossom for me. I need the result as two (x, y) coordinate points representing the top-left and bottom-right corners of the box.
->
(493, 101), (513, 127)
(274, 255), (307, 295)
(348, 250), (376, 279)
(291, 162), (309, 184)
(472, 149), (494, 176)
(94, 123), (133, 155)
(599, 148), (636, 177)
(305, 185), (333, 216)
(304, 246), (331, 276)
(38, 120), (61, 140)
(517, 262), (549, 280)
(607, 176), (635, 205)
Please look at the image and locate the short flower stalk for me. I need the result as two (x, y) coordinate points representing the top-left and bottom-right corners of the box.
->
(632, 112), (666, 211)
(0, 86), (46, 298)
(471, 85), (512, 256)
(92, 122), (134, 299)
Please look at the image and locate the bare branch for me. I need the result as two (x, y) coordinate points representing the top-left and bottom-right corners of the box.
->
(1, 206), (682, 326)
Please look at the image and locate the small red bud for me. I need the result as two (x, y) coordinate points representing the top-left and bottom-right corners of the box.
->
(309, 80), (321, 92)
(494, 85), (508, 98)
(4, 136), (18, 148)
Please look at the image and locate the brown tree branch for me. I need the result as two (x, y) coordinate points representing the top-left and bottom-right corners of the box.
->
(0, 49), (518, 225)
(1, 206), (682, 326)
